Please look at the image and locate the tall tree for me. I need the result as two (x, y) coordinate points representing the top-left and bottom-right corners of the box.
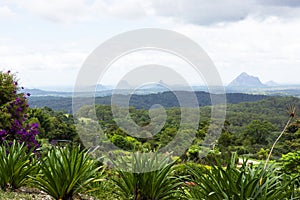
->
(242, 120), (276, 146)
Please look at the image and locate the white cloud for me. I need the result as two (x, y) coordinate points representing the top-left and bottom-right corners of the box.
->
(101, 0), (152, 19)
(173, 17), (300, 84)
(0, 39), (88, 87)
(15, 0), (94, 23)
(100, 50), (205, 86)
(5, 0), (151, 23)
(0, 5), (17, 19)
(0, 41), (86, 70)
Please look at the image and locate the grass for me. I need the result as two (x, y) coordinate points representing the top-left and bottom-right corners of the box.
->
(0, 188), (100, 200)
(0, 188), (51, 200)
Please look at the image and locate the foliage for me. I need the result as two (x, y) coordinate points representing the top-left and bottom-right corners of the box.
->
(26, 92), (300, 159)
(28, 92), (268, 112)
(186, 153), (299, 200)
(71, 96), (300, 159)
(281, 150), (300, 175)
(0, 70), (39, 150)
(242, 120), (276, 146)
(112, 152), (184, 200)
(0, 140), (37, 191)
(257, 148), (269, 160)
(27, 107), (80, 145)
(88, 177), (119, 200)
(31, 146), (102, 200)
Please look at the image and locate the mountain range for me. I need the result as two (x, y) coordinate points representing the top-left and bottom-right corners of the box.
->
(22, 72), (300, 98)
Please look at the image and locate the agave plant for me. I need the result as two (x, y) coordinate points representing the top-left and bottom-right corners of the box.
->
(0, 140), (37, 191)
(186, 153), (299, 200)
(112, 152), (184, 200)
(31, 145), (102, 200)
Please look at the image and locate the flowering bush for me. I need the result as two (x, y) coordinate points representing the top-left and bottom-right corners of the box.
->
(0, 70), (39, 150)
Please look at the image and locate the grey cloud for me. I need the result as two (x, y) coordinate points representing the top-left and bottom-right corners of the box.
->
(151, 0), (300, 25)
(152, 0), (254, 25)
(258, 0), (300, 7)
(7, 0), (150, 23)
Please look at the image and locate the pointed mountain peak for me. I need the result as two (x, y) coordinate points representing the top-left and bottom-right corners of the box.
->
(240, 72), (250, 76)
(228, 72), (265, 87)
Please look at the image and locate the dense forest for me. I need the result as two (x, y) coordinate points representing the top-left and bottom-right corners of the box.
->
(28, 91), (267, 113)
(27, 94), (300, 161)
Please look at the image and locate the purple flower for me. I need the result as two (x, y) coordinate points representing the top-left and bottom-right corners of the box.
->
(0, 130), (6, 135)
(0, 71), (40, 152)
(0, 130), (7, 141)
(50, 140), (57, 145)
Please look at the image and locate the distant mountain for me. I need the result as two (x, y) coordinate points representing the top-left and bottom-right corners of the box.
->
(22, 88), (71, 96)
(265, 80), (279, 86)
(22, 88), (114, 97)
(117, 80), (131, 89)
(228, 72), (265, 87)
(95, 84), (112, 91)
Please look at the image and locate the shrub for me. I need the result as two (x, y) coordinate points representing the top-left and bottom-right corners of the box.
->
(32, 146), (102, 200)
(0, 140), (37, 191)
(186, 153), (298, 200)
(280, 150), (300, 174)
(112, 152), (184, 199)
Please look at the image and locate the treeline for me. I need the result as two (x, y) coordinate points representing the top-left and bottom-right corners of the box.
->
(28, 91), (267, 113)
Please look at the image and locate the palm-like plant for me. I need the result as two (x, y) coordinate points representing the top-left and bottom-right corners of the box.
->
(186, 153), (298, 200)
(31, 146), (102, 200)
(0, 140), (37, 191)
(112, 152), (184, 200)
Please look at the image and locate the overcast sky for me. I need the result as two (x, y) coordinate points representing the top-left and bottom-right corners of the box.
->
(1, 0), (300, 89)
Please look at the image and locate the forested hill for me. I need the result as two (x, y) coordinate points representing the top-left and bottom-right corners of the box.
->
(28, 91), (267, 113)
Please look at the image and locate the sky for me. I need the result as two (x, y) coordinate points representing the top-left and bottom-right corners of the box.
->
(1, 0), (300, 90)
